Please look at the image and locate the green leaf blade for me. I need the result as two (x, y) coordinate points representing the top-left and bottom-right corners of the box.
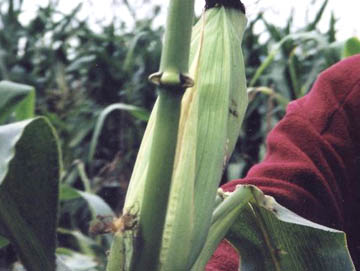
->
(0, 117), (61, 271)
(0, 81), (35, 124)
(227, 186), (355, 271)
(342, 37), (360, 58)
(193, 185), (354, 270)
(88, 103), (149, 163)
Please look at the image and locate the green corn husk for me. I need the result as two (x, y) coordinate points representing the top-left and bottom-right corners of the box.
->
(120, 4), (248, 271)
(160, 7), (248, 269)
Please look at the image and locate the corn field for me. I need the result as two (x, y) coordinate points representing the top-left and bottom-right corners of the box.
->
(0, 0), (359, 270)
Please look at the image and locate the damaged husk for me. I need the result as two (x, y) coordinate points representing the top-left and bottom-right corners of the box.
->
(205, 0), (246, 13)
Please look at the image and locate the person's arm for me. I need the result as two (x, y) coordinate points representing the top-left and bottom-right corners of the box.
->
(206, 54), (360, 270)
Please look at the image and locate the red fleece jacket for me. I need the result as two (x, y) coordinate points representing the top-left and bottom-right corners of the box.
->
(206, 54), (360, 270)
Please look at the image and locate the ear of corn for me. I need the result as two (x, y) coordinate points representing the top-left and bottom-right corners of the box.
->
(117, 2), (247, 270)
(159, 6), (248, 269)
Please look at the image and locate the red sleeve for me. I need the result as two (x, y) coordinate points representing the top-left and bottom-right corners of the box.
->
(206, 54), (360, 270)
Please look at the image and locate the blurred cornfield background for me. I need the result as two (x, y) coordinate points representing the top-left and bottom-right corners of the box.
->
(0, 0), (359, 269)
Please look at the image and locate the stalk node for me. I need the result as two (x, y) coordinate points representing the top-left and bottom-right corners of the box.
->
(149, 71), (194, 88)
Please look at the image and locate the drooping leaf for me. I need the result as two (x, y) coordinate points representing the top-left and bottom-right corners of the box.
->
(229, 186), (354, 270)
(65, 55), (97, 73)
(88, 103), (149, 163)
(0, 117), (61, 271)
(57, 227), (112, 268)
(60, 184), (83, 201)
(60, 184), (114, 218)
(249, 31), (326, 87)
(193, 185), (354, 270)
(56, 257), (73, 271)
(78, 190), (115, 218)
(12, 258), (73, 271)
(123, 31), (148, 72)
(57, 228), (100, 256)
(57, 247), (98, 271)
(0, 81), (35, 124)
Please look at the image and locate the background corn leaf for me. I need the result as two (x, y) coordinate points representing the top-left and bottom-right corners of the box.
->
(12, 257), (74, 271)
(56, 257), (73, 271)
(88, 103), (149, 163)
(56, 247), (97, 271)
(225, 186), (354, 271)
(0, 81), (35, 124)
(0, 0), (357, 269)
(57, 228), (99, 256)
(0, 117), (61, 271)
(342, 37), (360, 58)
(60, 184), (115, 218)
(192, 185), (354, 270)
(0, 235), (9, 249)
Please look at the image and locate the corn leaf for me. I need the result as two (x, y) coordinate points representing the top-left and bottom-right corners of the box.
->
(228, 186), (354, 270)
(342, 37), (360, 58)
(0, 117), (61, 271)
(60, 185), (115, 218)
(0, 234), (9, 248)
(306, 0), (329, 31)
(0, 81), (35, 124)
(88, 103), (149, 162)
(193, 185), (354, 270)
(56, 247), (97, 271)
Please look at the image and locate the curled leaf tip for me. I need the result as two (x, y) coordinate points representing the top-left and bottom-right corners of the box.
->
(205, 0), (246, 14)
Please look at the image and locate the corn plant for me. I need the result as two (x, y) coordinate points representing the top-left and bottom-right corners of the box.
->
(0, 81), (61, 270)
(103, 0), (354, 270)
(0, 80), (119, 270)
(0, 0), (357, 270)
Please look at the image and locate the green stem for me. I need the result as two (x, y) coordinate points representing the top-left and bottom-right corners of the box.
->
(135, 1), (195, 269)
(107, 0), (195, 269)
(134, 90), (182, 270)
(159, 0), (195, 76)
(106, 232), (126, 271)
(134, 0), (195, 268)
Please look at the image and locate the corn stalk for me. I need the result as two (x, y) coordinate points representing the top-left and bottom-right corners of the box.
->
(106, 0), (195, 270)
(106, 0), (248, 270)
